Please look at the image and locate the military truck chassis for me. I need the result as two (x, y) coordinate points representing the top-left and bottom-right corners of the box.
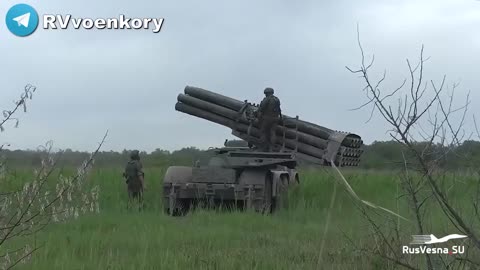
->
(162, 149), (299, 215)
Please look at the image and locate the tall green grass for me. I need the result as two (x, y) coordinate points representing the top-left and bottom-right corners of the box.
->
(3, 166), (478, 269)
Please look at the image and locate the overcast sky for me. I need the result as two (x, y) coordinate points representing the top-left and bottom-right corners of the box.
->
(0, 0), (478, 152)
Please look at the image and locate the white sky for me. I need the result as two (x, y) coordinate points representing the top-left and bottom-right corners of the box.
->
(0, 0), (479, 152)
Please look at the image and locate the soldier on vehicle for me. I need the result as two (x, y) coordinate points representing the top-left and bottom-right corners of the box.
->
(123, 150), (145, 210)
(257, 87), (282, 152)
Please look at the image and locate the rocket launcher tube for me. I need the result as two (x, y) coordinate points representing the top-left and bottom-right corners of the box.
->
(231, 131), (360, 166)
(175, 102), (361, 166)
(177, 94), (241, 121)
(177, 93), (361, 153)
(184, 86), (245, 111)
(178, 93), (335, 150)
(183, 85), (362, 149)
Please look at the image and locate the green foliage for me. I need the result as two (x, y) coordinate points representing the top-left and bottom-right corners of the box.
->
(2, 167), (478, 269)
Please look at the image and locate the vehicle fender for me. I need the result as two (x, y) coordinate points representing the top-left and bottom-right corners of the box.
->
(238, 169), (268, 187)
(238, 169), (284, 197)
(269, 170), (290, 198)
(163, 166), (193, 184)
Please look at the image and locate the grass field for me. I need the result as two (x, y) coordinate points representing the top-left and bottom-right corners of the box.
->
(3, 166), (479, 270)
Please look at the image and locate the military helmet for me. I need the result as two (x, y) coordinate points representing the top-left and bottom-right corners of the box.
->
(130, 150), (140, 160)
(264, 87), (274, 94)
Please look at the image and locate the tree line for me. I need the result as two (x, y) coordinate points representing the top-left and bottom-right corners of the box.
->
(2, 140), (480, 170)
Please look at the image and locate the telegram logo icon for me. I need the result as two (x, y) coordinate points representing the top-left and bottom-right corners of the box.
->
(6, 4), (39, 37)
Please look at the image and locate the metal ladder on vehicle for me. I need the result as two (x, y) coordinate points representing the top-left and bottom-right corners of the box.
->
(205, 184), (215, 208)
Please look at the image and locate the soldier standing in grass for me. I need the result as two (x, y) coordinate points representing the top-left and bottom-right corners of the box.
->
(257, 87), (282, 152)
(123, 150), (145, 210)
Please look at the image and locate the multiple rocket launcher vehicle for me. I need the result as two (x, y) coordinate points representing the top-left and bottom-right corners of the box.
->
(162, 86), (364, 215)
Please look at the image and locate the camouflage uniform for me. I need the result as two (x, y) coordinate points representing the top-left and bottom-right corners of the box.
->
(258, 88), (282, 152)
(123, 150), (145, 208)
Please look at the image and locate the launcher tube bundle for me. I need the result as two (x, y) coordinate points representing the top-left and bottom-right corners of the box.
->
(175, 86), (364, 167)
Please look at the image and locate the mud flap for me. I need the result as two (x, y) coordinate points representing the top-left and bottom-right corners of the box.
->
(168, 185), (177, 216)
(245, 185), (254, 210)
(274, 175), (289, 211)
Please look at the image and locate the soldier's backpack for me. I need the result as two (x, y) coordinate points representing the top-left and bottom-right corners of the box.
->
(124, 160), (140, 184)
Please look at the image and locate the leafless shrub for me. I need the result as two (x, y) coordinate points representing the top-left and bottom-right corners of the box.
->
(345, 26), (480, 270)
(0, 85), (106, 269)
(0, 84), (36, 133)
